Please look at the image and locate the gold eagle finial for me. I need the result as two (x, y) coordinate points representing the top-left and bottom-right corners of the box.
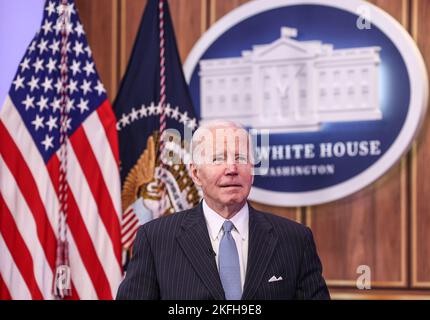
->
(121, 135), (156, 212)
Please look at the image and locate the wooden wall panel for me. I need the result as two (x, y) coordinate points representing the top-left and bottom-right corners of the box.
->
(210, 0), (250, 24)
(307, 0), (409, 288)
(329, 288), (430, 300)
(412, 0), (430, 288)
(119, 0), (205, 79)
(308, 163), (406, 287)
(369, 0), (408, 24)
(250, 201), (300, 223)
(169, 0), (206, 62)
(75, 0), (118, 101)
(120, 0), (147, 78)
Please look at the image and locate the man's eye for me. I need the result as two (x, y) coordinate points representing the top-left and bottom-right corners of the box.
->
(213, 156), (225, 163)
(236, 155), (248, 164)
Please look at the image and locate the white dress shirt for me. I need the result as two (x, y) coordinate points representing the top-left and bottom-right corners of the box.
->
(202, 199), (249, 291)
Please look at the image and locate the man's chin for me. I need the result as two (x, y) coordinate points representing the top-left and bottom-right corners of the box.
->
(221, 197), (247, 207)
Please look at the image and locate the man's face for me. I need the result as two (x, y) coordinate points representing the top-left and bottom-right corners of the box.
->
(190, 126), (253, 208)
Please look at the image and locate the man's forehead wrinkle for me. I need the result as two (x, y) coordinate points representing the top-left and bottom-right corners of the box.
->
(191, 123), (253, 165)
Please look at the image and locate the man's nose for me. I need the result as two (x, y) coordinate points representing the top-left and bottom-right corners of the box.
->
(225, 163), (238, 175)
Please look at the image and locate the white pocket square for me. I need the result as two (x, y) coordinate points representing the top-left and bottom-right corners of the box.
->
(268, 275), (283, 283)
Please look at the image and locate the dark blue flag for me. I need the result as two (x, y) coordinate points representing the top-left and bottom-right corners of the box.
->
(114, 0), (200, 252)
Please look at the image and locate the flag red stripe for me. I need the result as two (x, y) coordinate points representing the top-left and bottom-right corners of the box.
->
(122, 230), (138, 246)
(121, 218), (139, 238)
(121, 230), (138, 250)
(71, 282), (80, 300)
(0, 195), (44, 300)
(121, 210), (137, 226)
(0, 122), (57, 270)
(96, 100), (120, 165)
(121, 208), (134, 222)
(121, 229), (138, 246)
(122, 228), (138, 246)
(69, 127), (122, 266)
(0, 272), (12, 300)
(64, 281), (80, 300)
(46, 156), (113, 300)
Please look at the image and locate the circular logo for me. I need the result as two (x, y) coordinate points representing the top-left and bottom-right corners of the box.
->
(184, 0), (428, 206)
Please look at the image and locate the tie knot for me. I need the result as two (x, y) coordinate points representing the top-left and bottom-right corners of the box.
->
(223, 220), (234, 233)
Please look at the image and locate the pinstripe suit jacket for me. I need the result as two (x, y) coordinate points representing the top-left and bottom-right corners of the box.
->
(116, 203), (330, 300)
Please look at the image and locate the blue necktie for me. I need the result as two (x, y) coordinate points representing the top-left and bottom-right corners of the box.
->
(219, 220), (242, 300)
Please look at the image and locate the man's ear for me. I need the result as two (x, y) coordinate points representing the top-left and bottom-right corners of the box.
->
(190, 163), (203, 187)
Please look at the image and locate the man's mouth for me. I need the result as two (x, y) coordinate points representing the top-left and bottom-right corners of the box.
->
(219, 184), (242, 188)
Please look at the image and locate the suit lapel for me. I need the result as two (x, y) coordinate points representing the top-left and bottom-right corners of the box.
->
(242, 207), (278, 300)
(176, 204), (225, 300)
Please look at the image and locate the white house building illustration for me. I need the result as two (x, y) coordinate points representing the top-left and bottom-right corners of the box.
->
(199, 27), (382, 133)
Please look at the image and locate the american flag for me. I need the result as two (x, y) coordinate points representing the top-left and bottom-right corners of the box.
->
(0, 0), (122, 299)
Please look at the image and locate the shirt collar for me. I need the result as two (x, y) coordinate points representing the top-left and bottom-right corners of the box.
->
(202, 199), (249, 241)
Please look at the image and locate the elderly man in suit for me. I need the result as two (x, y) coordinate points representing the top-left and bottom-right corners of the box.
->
(116, 120), (330, 300)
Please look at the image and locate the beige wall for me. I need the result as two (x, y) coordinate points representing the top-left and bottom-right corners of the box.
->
(75, 0), (430, 299)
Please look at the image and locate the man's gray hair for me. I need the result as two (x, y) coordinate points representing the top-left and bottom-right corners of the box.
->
(192, 119), (245, 138)
(190, 119), (254, 165)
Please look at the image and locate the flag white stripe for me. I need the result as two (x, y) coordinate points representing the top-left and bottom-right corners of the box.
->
(121, 226), (139, 244)
(0, 155), (54, 299)
(122, 231), (139, 250)
(82, 112), (122, 220)
(66, 228), (98, 299)
(121, 210), (138, 227)
(121, 207), (135, 222)
(1, 97), (98, 298)
(121, 224), (139, 242)
(66, 142), (122, 295)
(121, 217), (139, 237)
(122, 230), (139, 247)
(0, 233), (32, 300)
